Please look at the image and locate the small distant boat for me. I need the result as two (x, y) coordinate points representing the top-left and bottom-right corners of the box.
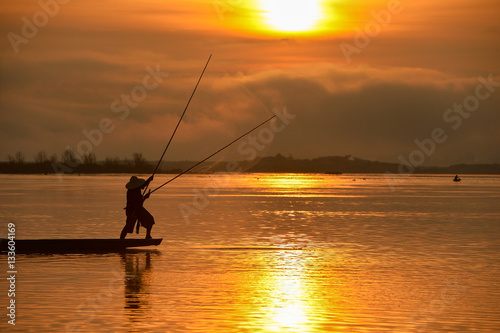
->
(0, 238), (162, 254)
(453, 175), (461, 182)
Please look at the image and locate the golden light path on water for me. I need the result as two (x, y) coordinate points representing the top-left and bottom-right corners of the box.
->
(256, 251), (337, 332)
(145, 249), (355, 332)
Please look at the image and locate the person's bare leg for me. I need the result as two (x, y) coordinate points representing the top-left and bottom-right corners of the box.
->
(145, 227), (152, 239)
(120, 227), (127, 239)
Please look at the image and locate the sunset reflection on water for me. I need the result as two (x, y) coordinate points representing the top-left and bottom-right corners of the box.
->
(151, 248), (348, 333)
(252, 251), (315, 332)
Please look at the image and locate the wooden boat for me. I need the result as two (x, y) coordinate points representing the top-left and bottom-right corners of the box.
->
(0, 238), (162, 253)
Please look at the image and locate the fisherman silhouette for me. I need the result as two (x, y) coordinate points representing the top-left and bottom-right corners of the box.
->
(454, 175), (461, 182)
(120, 176), (155, 239)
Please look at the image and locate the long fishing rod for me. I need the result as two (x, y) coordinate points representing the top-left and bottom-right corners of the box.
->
(143, 54), (212, 194)
(150, 114), (277, 194)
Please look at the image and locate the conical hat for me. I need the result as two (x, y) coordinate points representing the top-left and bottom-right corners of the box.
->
(126, 176), (146, 189)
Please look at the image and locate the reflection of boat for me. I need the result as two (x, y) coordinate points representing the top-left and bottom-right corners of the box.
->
(0, 238), (162, 253)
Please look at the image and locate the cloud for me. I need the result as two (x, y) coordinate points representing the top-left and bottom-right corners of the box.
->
(1, 58), (499, 165)
(248, 66), (499, 164)
(210, 64), (500, 165)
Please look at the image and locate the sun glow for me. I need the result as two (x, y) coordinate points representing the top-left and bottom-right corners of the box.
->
(260, 0), (323, 32)
(217, 0), (341, 37)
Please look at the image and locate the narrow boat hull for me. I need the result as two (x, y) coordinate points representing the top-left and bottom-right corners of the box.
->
(0, 238), (162, 253)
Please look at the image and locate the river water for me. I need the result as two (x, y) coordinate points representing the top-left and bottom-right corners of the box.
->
(0, 173), (499, 332)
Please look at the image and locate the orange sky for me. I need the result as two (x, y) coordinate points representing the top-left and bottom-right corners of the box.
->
(1, 0), (499, 165)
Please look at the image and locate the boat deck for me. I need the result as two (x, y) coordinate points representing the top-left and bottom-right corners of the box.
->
(0, 238), (163, 253)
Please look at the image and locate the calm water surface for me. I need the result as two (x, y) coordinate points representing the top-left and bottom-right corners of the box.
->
(0, 173), (499, 332)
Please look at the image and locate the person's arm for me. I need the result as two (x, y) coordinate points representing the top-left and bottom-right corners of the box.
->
(141, 175), (154, 189)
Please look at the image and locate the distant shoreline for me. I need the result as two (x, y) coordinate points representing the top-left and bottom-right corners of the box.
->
(1, 154), (499, 175)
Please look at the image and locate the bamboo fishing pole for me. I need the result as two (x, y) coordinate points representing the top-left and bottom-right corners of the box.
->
(143, 54), (212, 194)
(149, 114), (277, 194)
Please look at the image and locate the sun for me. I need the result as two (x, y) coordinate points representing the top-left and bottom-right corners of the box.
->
(217, 0), (339, 37)
(259, 0), (323, 33)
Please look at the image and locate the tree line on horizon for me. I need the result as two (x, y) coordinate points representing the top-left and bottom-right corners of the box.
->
(1, 149), (162, 174)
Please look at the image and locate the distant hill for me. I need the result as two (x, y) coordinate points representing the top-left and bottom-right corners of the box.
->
(200, 154), (500, 175)
(246, 154), (500, 174)
(247, 155), (396, 173)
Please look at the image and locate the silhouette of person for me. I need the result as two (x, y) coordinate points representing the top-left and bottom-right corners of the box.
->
(120, 176), (155, 239)
(454, 175), (461, 182)
(120, 252), (152, 310)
